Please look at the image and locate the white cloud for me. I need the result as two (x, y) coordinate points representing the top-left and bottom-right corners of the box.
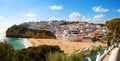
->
(25, 13), (38, 22)
(94, 14), (105, 19)
(49, 5), (63, 10)
(48, 17), (58, 21)
(69, 12), (81, 19)
(25, 18), (37, 22)
(69, 12), (81, 21)
(0, 19), (14, 37)
(117, 9), (120, 12)
(81, 16), (91, 22)
(91, 14), (106, 23)
(93, 6), (109, 12)
(0, 16), (4, 19)
(26, 13), (37, 18)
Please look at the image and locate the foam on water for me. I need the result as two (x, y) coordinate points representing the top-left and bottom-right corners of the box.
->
(23, 38), (33, 48)
(4, 37), (32, 50)
(0, 37), (5, 42)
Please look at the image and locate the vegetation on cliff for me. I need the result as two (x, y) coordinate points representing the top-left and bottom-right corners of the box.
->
(6, 25), (56, 39)
(0, 42), (14, 61)
(0, 42), (105, 61)
(0, 42), (63, 61)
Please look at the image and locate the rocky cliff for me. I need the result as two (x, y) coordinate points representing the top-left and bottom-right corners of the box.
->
(6, 25), (56, 39)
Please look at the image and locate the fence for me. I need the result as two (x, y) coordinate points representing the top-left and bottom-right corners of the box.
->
(82, 43), (116, 61)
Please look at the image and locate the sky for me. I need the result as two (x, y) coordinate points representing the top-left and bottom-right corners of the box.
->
(0, 0), (120, 34)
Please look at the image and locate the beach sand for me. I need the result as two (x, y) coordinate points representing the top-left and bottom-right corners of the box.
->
(28, 38), (107, 53)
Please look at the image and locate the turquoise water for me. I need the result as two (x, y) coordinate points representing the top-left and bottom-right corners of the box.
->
(5, 37), (25, 50)
(0, 37), (32, 50)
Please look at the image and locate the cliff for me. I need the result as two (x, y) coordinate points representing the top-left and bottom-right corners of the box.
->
(6, 25), (56, 39)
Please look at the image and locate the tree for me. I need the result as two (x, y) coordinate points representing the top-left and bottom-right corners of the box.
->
(106, 18), (120, 38)
(100, 31), (114, 46)
(105, 18), (120, 44)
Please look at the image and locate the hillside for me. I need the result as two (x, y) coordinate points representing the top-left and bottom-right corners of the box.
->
(6, 25), (56, 39)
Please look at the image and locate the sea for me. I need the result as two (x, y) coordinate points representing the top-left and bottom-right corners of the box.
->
(0, 37), (32, 50)
(0, 24), (32, 50)
(0, 37), (33, 50)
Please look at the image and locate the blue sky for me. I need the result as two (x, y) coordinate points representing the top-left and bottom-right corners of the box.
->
(0, 0), (120, 26)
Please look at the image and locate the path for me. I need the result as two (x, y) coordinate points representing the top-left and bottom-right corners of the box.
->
(105, 43), (120, 61)
(102, 48), (113, 61)
(116, 47), (120, 61)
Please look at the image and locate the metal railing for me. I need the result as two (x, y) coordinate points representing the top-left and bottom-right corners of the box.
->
(83, 43), (116, 61)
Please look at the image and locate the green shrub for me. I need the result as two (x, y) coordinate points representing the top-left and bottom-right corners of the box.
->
(0, 42), (14, 61)
(46, 46), (105, 61)
(14, 45), (63, 61)
(47, 52), (65, 61)
(0, 41), (105, 61)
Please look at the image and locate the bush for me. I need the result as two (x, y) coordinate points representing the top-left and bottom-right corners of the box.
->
(0, 41), (105, 61)
(46, 46), (105, 61)
(14, 45), (63, 61)
(47, 52), (65, 61)
(0, 42), (14, 61)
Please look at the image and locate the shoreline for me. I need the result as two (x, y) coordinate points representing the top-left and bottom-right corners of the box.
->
(0, 37), (107, 53)
(23, 38), (33, 48)
(28, 38), (107, 53)
(0, 37), (33, 50)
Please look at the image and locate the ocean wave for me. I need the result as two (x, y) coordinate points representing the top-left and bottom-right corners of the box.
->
(23, 38), (33, 48)
(0, 37), (5, 42)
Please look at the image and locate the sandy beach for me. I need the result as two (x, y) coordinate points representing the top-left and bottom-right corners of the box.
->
(28, 38), (107, 53)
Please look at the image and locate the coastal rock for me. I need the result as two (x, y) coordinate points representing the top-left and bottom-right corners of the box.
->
(6, 24), (56, 39)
